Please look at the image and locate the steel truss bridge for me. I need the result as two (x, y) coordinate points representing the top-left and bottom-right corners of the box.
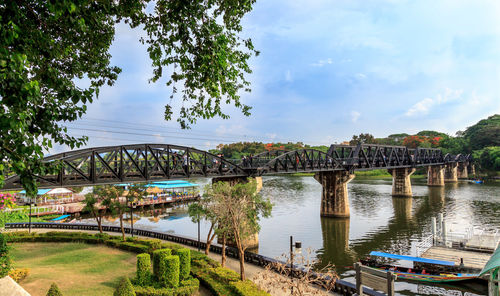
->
(2, 143), (471, 190)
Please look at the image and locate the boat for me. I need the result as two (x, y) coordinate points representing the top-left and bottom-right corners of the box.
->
(361, 251), (479, 283)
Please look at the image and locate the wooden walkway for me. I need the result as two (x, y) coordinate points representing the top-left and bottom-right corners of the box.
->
(420, 246), (491, 270)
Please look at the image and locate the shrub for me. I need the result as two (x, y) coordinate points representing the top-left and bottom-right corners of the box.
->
(46, 282), (63, 296)
(0, 233), (11, 277)
(176, 248), (190, 280)
(8, 268), (30, 282)
(153, 249), (171, 277)
(114, 277), (136, 296)
(137, 253), (151, 286)
(211, 267), (240, 283)
(133, 277), (199, 296)
(159, 255), (180, 288)
(231, 280), (271, 296)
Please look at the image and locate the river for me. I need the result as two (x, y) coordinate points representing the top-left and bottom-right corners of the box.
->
(79, 176), (500, 295)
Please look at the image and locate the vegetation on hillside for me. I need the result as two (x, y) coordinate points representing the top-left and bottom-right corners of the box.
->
(210, 114), (500, 173)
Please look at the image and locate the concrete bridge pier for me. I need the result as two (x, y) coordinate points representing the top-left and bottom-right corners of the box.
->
(427, 165), (445, 186)
(314, 171), (355, 218)
(467, 163), (476, 177)
(444, 163), (458, 183)
(388, 168), (416, 197)
(457, 162), (469, 179)
(211, 176), (261, 249)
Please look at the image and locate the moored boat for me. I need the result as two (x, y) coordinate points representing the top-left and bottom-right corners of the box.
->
(361, 251), (479, 283)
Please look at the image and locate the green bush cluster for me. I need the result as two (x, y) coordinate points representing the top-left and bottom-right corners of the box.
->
(176, 249), (190, 281)
(134, 277), (199, 296)
(153, 249), (172, 277)
(159, 255), (179, 288)
(136, 254), (151, 286)
(191, 257), (269, 296)
(114, 277), (136, 296)
(0, 233), (11, 277)
(46, 282), (63, 296)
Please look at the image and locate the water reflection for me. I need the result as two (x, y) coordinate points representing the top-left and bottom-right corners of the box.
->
(76, 176), (499, 296)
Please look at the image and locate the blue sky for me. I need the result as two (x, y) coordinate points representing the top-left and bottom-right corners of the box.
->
(61, 0), (500, 153)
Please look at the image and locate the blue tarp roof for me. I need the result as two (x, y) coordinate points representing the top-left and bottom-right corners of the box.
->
(115, 180), (198, 189)
(370, 251), (455, 266)
(145, 182), (198, 189)
(18, 189), (52, 195)
(50, 215), (70, 221)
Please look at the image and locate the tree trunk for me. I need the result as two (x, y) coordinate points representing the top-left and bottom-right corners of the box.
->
(238, 247), (245, 281)
(93, 209), (103, 233)
(119, 212), (125, 241)
(205, 224), (215, 255)
(221, 233), (227, 267)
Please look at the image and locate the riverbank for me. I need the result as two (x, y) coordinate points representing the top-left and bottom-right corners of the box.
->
(285, 169), (427, 179)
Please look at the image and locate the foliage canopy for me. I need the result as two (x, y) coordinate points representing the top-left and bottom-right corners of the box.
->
(0, 0), (258, 196)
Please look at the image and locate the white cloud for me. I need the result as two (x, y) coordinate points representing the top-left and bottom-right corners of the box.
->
(311, 58), (333, 67)
(350, 111), (361, 122)
(406, 88), (463, 117)
(405, 98), (434, 117)
(285, 70), (292, 81)
(355, 73), (366, 79)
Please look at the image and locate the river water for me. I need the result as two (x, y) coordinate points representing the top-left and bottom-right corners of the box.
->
(80, 176), (500, 295)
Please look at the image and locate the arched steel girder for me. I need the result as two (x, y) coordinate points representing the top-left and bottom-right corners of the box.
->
(3, 144), (247, 190)
(254, 149), (344, 175)
(2, 143), (473, 190)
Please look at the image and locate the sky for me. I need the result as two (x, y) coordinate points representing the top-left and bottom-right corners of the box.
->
(59, 0), (500, 154)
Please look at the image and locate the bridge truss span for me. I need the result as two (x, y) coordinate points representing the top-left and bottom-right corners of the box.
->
(3, 144), (247, 190)
(1, 143), (472, 190)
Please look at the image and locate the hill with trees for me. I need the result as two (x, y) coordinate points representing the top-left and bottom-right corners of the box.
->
(211, 114), (499, 174)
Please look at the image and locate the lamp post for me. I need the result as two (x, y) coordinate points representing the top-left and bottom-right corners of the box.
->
(130, 202), (136, 237)
(197, 214), (201, 252)
(28, 197), (32, 234)
(289, 236), (302, 280)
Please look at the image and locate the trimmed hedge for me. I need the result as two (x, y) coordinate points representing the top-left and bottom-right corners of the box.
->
(137, 253), (151, 286)
(176, 248), (190, 280)
(8, 267), (30, 283)
(134, 278), (199, 296)
(159, 255), (180, 288)
(5, 231), (270, 296)
(153, 249), (172, 278)
(114, 277), (136, 296)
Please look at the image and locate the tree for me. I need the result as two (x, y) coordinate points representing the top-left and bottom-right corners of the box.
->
(349, 133), (376, 145)
(101, 186), (126, 240)
(0, 1), (258, 197)
(122, 183), (147, 239)
(207, 179), (272, 280)
(83, 186), (107, 233)
(463, 114), (500, 150)
(188, 185), (231, 267)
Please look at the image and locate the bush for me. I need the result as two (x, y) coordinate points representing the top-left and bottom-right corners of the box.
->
(133, 277), (199, 296)
(46, 282), (63, 296)
(114, 277), (136, 296)
(211, 267), (240, 283)
(153, 249), (171, 278)
(8, 268), (30, 282)
(231, 280), (270, 296)
(0, 233), (11, 277)
(137, 253), (151, 286)
(159, 255), (180, 288)
(176, 248), (190, 280)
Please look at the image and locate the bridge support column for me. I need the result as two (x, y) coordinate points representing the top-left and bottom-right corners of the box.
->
(457, 162), (468, 179)
(467, 163), (476, 177)
(427, 165), (445, 186)
(388, 168), (415, 197)
(314, 171), (355, 218)
(212, 176), (259, 249)
(444, 163), (458, 183)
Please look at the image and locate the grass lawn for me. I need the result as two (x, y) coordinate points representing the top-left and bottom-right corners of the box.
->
(11, 242), (137, 296)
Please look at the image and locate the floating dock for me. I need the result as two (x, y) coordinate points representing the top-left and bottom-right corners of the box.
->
(420, 246), (492, 271)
